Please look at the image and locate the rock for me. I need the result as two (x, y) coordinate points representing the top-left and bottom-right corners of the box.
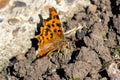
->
(107, 62), (120, 80)
(84, 22), (112, 62)
(0, 73), (6, 80)
(13, 1), (26, 7)
(87, 4), (97, 13)
(65, 61), (91, 80)
(16, 54), (26, 61)
(117, 35), (120, 45)
(79, 47), (101, 71)
(76, 27), (87, 40)
(0, 0), (39, 72)
(113, 16), (120, 34)
(72, 61), (91, 80)
(0, 0), (91, 73)
(0, 0), (10, 9)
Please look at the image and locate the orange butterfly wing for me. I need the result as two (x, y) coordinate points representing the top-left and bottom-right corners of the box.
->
(35, 7), (66, 58)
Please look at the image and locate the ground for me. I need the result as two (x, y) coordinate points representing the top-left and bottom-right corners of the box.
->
(0, 0), (120, 80)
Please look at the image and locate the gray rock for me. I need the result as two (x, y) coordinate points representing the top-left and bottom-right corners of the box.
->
(0, 0), (91, 72)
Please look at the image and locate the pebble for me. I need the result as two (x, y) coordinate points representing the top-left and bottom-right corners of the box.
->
(0, 0), (10, 9)
(87, 4), (97, 13)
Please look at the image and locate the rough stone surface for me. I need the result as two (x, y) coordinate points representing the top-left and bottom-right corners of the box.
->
(0, 0), (90, 73)
(0, 0), (120, 80)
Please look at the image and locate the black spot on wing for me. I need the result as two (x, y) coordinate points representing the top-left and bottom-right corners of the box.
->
(45, 32), (48, 36)
(45, 28), (49, 36)
(56, 23), (61, 27)
(58, 30), (61, 32)
(53, 15), (59, 19)
(52, 21), (55, 23)
(47, 24), (51, 28)
(44, 17), (51, 22)
(42, 36), (44, 39)
(52, 23), (54, 27)
(50, 33), (53, 38)
(56, 15), (59, 19)
(54, 29), (56, 32)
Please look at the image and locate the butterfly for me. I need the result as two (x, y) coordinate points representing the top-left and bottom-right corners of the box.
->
(34, 7), (66, 59)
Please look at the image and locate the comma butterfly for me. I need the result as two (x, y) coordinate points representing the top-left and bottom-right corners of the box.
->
(35, 7), (66, 58)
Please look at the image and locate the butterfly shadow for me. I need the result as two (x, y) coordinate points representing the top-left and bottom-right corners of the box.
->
(35, 14), (44, 35)
(31, 14), (43, 49)
(30, 14), (45, 63)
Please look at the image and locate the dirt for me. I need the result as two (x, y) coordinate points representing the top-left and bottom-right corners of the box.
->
(0, 0), (120, 80)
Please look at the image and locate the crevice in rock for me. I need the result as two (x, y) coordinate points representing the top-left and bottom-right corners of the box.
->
(56, 68), (69, 80)
(68, 50), (80, 63)
(110, 0), (119, 17)
(99, 70), (110, 80)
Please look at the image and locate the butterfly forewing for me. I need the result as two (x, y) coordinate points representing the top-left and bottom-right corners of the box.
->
(35, 7), (66, 58)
